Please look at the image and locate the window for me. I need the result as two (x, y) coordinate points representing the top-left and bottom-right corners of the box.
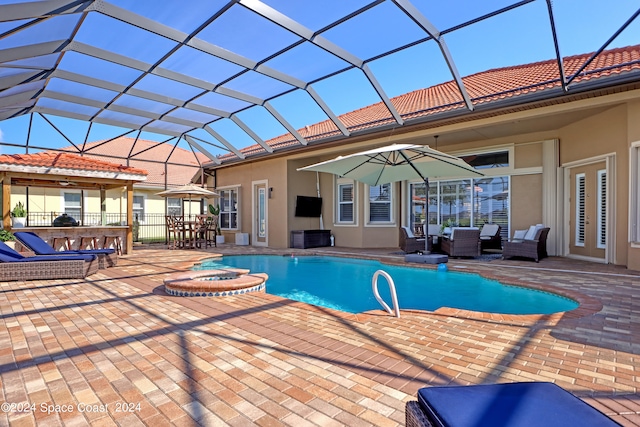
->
(460, 150), (509, 169)
(368, 183), (392, 223)
(167, 197), (182, 216)
(409, 177), (510, 239)
(63, 192), (81, 219)
(219, 188), (238, 229)
(337, 181), (354, 223)
(473, 177), (509, 239)
(133, 194), (145, 222)
(440, 180), (472, 227)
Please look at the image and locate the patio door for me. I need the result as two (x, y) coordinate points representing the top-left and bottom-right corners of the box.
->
(252, 180), (268, 246)
(568, 162), (607, 261)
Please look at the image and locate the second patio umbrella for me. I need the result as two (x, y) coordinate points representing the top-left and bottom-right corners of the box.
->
(157, 184), (219, 218)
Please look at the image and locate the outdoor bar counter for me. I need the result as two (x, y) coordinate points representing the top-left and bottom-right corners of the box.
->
(13, 226), (128, 254)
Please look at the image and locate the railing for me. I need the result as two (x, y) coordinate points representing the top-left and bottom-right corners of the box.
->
(372, 270), (400, 318)
(22, 212), (209, 244)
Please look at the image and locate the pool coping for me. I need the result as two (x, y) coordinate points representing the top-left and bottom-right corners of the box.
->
(164, 251), (601, 326)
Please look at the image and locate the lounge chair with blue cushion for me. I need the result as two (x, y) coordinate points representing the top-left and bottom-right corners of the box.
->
(14, 231), (117, 268)
(0, 241), (98, 281)
(406, 382), (619, 427)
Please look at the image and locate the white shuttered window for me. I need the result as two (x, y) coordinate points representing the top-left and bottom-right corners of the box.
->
(368, 183), (392, 223)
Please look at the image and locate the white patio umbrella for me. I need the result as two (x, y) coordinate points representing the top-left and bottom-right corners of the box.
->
(157, 184), (219, 218)
(298, 144), (484, 252)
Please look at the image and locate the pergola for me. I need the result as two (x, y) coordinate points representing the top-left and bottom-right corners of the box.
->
(0, 152), (147, 253)
(1, 1), (639, 167)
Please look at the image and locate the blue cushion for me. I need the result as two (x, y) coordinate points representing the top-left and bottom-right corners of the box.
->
(0, 241), (95, 263)
(417, 382), (618, 427)
(13, 232), (57, 255)
(0, 241), (27, 260)
(4, 254), (97, 262)
(14, 232), (115, 255)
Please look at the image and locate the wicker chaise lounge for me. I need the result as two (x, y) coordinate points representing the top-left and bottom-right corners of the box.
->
(406, 382), (619, 427)
(14, 231), (117, 269)
(0, 241), (98, 281)
(440, 227), (481, 258)
(502, 226), (550, 262)
(400, 226), (427, 253)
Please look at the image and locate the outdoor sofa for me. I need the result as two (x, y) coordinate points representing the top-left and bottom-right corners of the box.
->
(502, 225), (550, 262)
(14, 231), (117, 269)
(440, 227), (481, 258)
(406, 382), (619, 427)
(0, 241), (98, 281)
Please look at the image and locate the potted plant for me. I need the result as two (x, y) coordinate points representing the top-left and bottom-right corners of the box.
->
(0, 229), (16, 250)
(208, 204), (224, 244)
(440, 218), (458, 235)
(11, 202), (27, 228)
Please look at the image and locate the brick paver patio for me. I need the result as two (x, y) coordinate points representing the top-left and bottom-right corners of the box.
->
(0, 244), (638, 426)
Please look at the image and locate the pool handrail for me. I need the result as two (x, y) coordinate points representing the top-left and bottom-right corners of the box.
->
(372, 270), (400, 318)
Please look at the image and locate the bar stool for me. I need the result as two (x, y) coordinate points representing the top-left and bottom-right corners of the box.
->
(102, 235), (123, 255)
(51, 237), (71, 251)
(78, 236), (98, 250)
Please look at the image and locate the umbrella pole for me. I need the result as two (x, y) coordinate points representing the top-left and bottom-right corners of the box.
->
(424, 178), (430, 254)
(316, 171), (324, 230)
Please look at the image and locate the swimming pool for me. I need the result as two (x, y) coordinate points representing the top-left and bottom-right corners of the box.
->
(195, 255), (578, 315)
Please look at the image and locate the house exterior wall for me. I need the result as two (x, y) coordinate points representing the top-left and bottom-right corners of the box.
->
(206, 88), (640, 270)
(211, 158), (288, 247)
(558, 104), (629, 267)
(626, 100), (640, 271)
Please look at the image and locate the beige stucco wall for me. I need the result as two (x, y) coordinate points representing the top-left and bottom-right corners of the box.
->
(511, 174), (543, 231)
(211, 158), (289, 247)
(626, 100), (640, 271)
(559, 104), (629, 267)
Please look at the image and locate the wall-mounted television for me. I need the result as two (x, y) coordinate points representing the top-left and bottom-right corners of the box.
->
(295, 196), (322, 217)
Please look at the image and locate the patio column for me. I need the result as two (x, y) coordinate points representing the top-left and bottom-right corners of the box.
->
(126, 182), (133, 254)
(1, 174), (11, 230)
(100, 188), (106, 226)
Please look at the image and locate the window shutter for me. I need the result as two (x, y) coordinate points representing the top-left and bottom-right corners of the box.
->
(597, 170), (606, 249)
(575, 174), (585, 246)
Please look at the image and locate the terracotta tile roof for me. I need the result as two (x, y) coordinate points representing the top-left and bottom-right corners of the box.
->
(60, 137), (209, 187)
(0, 152), (147, 176)
(221, 44), (640, 161)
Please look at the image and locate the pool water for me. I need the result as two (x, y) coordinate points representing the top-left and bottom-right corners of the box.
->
(195, 255), (578, 315)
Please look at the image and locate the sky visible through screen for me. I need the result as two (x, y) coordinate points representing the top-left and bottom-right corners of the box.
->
(0, 0), (638, 157)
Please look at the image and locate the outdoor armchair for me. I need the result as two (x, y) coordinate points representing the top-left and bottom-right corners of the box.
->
(440, 227), (481, 258)
(502, 226), (550, 262)
(14, 231), (117, 269)
(479, 223), (502, 252)
(400, 226), (426, 253)
(0, 241), (98, 281)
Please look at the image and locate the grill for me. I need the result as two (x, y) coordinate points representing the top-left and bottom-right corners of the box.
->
(53, 214), (79, 227)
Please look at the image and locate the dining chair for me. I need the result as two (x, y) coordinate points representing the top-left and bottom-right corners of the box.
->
(166, 215), (185, 249)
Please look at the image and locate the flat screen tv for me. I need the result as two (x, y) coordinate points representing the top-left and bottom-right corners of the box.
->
(295, 196), (322, 217)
